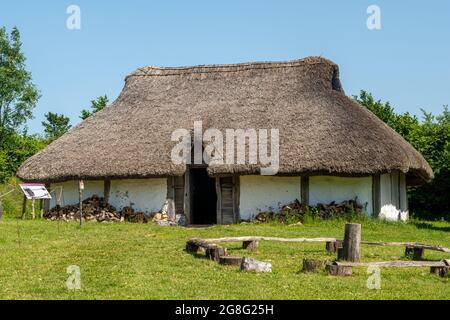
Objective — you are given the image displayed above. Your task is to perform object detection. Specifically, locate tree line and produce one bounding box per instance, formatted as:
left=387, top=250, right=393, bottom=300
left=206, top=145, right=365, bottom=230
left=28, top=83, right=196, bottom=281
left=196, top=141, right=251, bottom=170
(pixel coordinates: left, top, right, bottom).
left=0, top=26, right=448, bottom=220
left=0, top=26, right=108, bottom=181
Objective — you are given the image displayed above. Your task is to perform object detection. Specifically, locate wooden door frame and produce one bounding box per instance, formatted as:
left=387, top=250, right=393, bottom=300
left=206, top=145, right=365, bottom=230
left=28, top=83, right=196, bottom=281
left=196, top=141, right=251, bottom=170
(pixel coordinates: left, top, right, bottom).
left=215, top=175, right=240, bottom=224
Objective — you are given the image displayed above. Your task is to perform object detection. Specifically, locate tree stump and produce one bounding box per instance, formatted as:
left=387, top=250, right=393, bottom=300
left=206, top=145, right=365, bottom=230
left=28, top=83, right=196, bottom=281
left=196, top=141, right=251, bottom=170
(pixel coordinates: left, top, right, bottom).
left=431, top=260, right=450, bottom=277
left=243, top=240, right=259, bottom=252
left=219, top=256, right=243, bottom=266
left=405, top=246, right=424, bottom=260
left=326, top=240, right=342, bottom=253
left=302, top=259, right=325, bottom=273
left=341, top=223, right=361, bottom=262
left=186, top=241, right=199, bottom=253
left=430, top=266, right=449, bottom=278
left=240, top=257, right=272, bottom=272
left=206, top=247, right=227, bottom=262
left=326, top=263, right=353, bottom=276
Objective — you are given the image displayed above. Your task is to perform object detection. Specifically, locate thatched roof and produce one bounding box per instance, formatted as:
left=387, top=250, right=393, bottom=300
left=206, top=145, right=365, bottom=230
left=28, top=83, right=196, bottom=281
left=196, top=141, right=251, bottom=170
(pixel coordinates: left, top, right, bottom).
left=17, top=56, right=433, bottom=184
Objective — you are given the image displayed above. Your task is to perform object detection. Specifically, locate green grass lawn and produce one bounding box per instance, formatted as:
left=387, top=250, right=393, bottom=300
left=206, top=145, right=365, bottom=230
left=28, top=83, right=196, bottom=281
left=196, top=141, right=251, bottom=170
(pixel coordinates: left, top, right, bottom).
left=0, top=217, right=449, bottom=300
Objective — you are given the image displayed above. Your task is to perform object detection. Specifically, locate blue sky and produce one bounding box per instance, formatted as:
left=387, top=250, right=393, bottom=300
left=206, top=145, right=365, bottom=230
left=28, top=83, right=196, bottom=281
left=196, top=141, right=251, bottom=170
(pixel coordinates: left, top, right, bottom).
left=1, top=0, right=449, bottom=133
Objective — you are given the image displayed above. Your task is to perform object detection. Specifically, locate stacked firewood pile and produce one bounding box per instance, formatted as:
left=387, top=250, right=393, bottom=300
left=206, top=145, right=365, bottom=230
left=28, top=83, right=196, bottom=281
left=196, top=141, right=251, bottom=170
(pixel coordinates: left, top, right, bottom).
left=44, top=195, right=122, bottom=222
left=254, top=199, right=364, bottom=223
left=44, top=195, right=149, bottom=223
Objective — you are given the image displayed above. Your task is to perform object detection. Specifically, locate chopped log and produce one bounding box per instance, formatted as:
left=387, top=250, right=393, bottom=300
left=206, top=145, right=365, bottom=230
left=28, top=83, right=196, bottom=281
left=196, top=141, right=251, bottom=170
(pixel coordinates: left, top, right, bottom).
left=326, top=240, right=342, bottom=253
left=206, top=247, right=227, bottom=262
left=342, top=223, right=361, bottom=262
left=405, top=246, right=425, bottom=260
left=302, top=259, right=326, bottom=273
left=430, top=266, right=449, bottom=278
left=186, top=242, right=199, bottom=253
left=202, top=236, right=337, bottom=243
left=240, top=257, right=272, bottom=272
left=326, top=263, right=352, bottom=276
left=187, top=238, right=220, bottom=250
left=334, top=260, right=446, bottom=267
left=243, top=240, right=258, bottom=251
left=219, top=256, right=243, bottom=266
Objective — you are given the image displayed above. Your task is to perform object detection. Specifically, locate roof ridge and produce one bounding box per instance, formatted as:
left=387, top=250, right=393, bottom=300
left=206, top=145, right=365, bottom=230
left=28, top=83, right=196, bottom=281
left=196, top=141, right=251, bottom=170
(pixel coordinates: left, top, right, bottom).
left=126, top=56, right=335, bottom=78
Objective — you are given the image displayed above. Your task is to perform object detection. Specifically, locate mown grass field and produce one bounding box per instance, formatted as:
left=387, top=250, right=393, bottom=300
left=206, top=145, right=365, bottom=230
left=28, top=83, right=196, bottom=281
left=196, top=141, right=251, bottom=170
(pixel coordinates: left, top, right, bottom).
left=0, top=216, right=449, bottom=300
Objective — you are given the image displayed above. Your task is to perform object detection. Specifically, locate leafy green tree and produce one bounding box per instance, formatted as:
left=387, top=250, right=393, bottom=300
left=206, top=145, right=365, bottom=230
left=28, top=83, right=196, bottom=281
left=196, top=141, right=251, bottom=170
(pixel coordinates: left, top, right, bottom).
left=0, top=133, right=47, bottom=182
left=80, top=95, right=108, bottom=120
left=41, top=112, right=71, bottom=141
left=0, top=26, right=40, bottom=146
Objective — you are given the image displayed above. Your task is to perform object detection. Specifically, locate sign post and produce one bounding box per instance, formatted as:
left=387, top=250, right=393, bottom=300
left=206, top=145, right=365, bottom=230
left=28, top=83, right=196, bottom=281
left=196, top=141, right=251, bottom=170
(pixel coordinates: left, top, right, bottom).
left=19, top=183, right=52, bottom=220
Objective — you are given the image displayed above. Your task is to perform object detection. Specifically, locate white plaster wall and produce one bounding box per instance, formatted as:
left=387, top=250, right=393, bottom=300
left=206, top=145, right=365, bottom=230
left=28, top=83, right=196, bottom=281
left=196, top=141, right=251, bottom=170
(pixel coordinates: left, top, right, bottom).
left=309, top=176, right=373, bottom=215
left=239, top=176, right=301, bottom=220
left=109, top=178, right=167, bottom=213
left=49, top=180, right=104, bottom=208
left=379, top=173, right=408, bottom=221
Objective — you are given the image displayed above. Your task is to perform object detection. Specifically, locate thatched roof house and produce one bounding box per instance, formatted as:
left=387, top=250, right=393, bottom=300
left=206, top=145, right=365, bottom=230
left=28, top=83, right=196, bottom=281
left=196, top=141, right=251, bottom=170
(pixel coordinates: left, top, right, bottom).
left=17, top=57, right=432, bottom=223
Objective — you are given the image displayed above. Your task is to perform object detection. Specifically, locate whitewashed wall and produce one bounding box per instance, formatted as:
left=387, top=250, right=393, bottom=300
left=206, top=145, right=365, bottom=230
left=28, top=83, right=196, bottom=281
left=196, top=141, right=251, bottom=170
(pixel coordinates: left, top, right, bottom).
left=50, top=178, right=167, bottom=213
left=109, top=179, right=167, bottom=213
left=379, top=172, right=408, bottom=221
left=49, top=180, right=103, bottom=208
left=239, top=176, right=301, bottom=220
left=309, top=176, right=373, bottom=215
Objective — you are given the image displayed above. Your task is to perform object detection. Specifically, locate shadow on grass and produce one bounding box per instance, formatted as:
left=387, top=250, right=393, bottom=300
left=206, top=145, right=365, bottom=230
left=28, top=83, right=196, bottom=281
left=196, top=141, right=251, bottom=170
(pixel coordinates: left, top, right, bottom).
left=412, top=221, right=450, bottom=232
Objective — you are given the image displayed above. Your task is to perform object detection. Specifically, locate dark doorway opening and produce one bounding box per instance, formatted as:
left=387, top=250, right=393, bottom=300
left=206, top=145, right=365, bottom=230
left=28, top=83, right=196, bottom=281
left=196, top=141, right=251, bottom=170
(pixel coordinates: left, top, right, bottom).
left=190, top=167, right=217, bottom=224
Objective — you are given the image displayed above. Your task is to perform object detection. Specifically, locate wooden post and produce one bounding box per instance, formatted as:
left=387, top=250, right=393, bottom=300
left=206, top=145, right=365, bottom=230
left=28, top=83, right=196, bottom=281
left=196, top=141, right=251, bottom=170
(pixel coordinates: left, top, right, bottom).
left=372, top=174, right=381, bottom=217
left=78, top=180, right=84, bottom=226
left=44, top=183, right=51, bottom=215
left=21, top=195, right=27, bottom=220
left=301, top=176, right=309, bottom=205
left=104, top=179, right=111, bottom=203
left=0, top=198, right=3, bottom=221
left=39, top=199, right=44, bottom=219
left=31, top=198, right=36, bottom=220
left=341, top=223, right=361, bottom=262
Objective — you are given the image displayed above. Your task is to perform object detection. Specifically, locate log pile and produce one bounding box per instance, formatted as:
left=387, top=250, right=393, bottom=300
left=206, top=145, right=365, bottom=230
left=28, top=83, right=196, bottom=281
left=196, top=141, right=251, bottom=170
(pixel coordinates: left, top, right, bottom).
left=44, top=195, right=122, bottom=222
left=254, top=199, right=364, bottom=223
left=44, top=195, right=149, bottom=223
